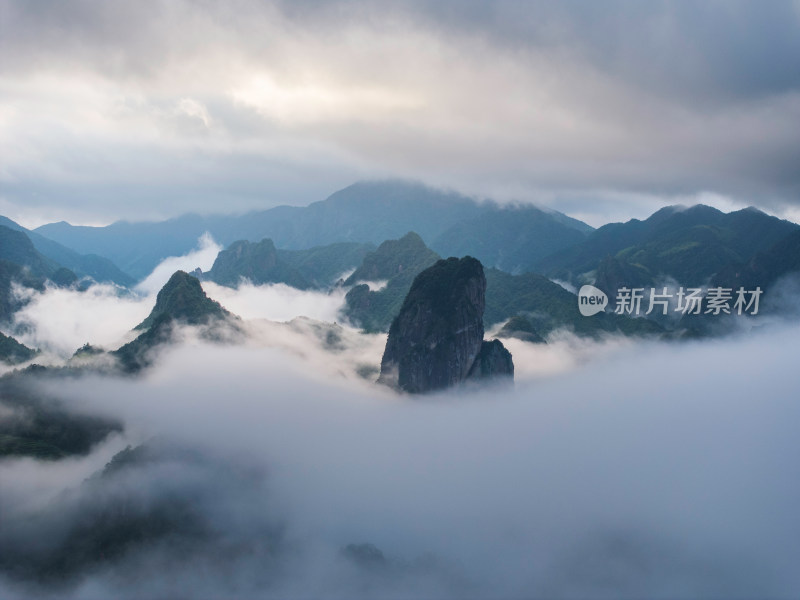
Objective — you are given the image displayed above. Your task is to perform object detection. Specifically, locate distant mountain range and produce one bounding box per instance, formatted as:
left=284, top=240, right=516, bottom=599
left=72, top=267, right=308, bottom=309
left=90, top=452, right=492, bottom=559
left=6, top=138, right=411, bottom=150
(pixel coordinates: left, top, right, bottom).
left=33, top=180, right=593, bottom=280
left=0, top=179, right=796, bottom=348
left=0, top=220, right=131, bottom=326
left=0, top=224, right=74, bottom=325
left=0, top=216, right=133, bottom=286
left=538, top=204, right=799, bottom=289
left=32, top=181, right=798, bottom=299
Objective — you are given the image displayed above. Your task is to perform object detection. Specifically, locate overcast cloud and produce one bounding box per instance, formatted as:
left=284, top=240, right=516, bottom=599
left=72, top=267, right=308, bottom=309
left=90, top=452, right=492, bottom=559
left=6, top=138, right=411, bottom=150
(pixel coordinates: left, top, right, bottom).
left=1, top=0, right=799, bottom=226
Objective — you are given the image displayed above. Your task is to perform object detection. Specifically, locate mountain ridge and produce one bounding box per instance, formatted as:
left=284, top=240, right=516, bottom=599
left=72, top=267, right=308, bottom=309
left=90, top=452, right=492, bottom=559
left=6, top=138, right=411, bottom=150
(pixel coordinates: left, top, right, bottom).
left=537, top=203, right=799, bottom=288
left=34, top=180, right=592, bottom=280
left=0, top=216, right=133, bottom=286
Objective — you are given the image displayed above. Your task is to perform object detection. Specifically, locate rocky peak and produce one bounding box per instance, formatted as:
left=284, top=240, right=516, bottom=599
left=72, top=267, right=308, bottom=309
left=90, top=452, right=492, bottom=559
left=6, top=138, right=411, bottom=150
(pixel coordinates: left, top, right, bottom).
left=206, top=238, right=311, bottom=289
left=135, top=270, right=228, bottom=331
left=467, top=340, right=514, bottom=381
left=378, top=256, right=513, bottom=393
left=344, top=232, right=437, bottom=284
left=116, top=271, right=234, bottom=372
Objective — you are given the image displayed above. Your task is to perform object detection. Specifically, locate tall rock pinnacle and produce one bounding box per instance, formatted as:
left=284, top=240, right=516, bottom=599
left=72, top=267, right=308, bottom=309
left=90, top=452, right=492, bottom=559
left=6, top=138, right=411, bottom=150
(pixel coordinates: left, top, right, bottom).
left=378, top=257, right=513, bottom=393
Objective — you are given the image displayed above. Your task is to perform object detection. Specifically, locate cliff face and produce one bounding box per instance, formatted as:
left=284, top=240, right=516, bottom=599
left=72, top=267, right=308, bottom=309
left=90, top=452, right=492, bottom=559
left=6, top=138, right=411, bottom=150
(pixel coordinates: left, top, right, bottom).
left=206, top=239, right=311, bottom=289
left=378, top=257, right=513, bottom=393
left=467, top=340, right=514, bottom=381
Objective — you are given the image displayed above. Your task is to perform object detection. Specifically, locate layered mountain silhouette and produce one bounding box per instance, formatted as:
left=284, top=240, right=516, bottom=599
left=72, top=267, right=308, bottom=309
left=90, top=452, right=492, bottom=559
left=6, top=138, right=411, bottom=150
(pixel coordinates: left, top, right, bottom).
left=538, top=204, right=799, bottom=290
left=33, top=180, right=591, bottom=280
left=0, top=216, right=132, bottom=286
left=3, top=179, right=797, bottom=344
left=0, top=220, right=134, bottom=329
left=0, top=224, right=83, bottom=322
left=27, top=182, right=800, bottom=301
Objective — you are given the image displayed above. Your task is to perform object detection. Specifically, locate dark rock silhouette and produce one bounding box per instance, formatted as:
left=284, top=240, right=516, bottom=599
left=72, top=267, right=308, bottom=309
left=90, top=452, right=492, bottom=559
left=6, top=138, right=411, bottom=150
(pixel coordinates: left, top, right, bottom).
left=467, top=340, right=514, bottom=381
left=378, top=257, right=513, bottom=393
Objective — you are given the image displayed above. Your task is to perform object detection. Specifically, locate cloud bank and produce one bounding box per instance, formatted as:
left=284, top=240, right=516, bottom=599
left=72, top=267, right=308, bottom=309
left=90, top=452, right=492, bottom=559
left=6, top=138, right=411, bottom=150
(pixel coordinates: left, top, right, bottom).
left=136, top=233, right=221, bottom=295
left=11, top=283, right=151, bottom=358
left=202, top=280, right=349, bottom=324
left=1, top=319, right=799, bottom=598
left=7, top=237, right=352, bottom=359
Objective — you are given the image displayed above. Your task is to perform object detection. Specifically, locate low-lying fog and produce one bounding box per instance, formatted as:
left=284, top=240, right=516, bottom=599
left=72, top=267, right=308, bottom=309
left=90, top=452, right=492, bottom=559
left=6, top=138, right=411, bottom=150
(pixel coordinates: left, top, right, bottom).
left=1, top=238, right=799, bottom=598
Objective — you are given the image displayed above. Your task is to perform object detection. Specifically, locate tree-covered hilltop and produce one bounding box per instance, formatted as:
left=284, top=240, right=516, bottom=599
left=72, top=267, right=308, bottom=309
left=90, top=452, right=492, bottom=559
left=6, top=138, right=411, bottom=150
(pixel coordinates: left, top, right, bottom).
left=277, top=242, right=374, bottom=287
left=537, top=205, right=799, bottom=288
left=205, top=238, right=374, bottom=289
left=484, top=268, right=662, bottom=338
left=0, top=370, right=122, bottom=460
left=205, top=238, right=313, bottom=289
left=116, top=271, right=238, bottom=373
left=136, top=270, right=229, bottom=331
left=114, top=313, right=178, bottom=373
left=344, top=232, right=441, bottom=285
left=431, top=204, right=590, bottom=274
left=0, top=440, right=279, bottom=584
left=342, top=232, right=441, bottom=332
left=0, top=330, right=37, bottom=364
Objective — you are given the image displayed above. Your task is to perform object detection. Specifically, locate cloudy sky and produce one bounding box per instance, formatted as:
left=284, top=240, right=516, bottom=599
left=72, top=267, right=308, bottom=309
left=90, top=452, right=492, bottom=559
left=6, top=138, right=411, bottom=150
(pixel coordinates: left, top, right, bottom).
left=1, top=0, right=800, bottom=227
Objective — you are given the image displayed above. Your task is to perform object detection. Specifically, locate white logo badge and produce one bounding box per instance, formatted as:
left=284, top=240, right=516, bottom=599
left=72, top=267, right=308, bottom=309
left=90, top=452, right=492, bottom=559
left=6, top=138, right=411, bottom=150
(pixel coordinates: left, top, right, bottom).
left=578, top=285, right=608, bottom=316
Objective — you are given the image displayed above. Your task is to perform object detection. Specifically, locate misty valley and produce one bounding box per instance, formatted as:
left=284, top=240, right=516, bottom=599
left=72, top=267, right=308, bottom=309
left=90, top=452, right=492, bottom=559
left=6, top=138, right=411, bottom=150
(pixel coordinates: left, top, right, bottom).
left=1, top=181, right=800, bottom=598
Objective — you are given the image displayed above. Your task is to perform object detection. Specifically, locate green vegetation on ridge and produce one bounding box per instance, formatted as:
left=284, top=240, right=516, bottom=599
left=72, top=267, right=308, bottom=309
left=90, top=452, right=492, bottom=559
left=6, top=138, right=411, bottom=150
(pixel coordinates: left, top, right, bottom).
left=205, top=238, right=374, bottom=289
left=206, top=239, right=312, bottom=289
left=538, top=205, right=799, bottom=288
left=343, top=233, right=662, bottom=339
left=136, top=271, right=229, bottom=331
left=343, top=233, right=441, bottom=332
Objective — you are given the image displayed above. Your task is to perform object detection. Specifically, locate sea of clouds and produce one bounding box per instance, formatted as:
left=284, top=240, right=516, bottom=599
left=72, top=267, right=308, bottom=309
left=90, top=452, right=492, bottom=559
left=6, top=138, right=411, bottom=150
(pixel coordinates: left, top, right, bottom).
left=1, top=236, right=799, bottom=598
